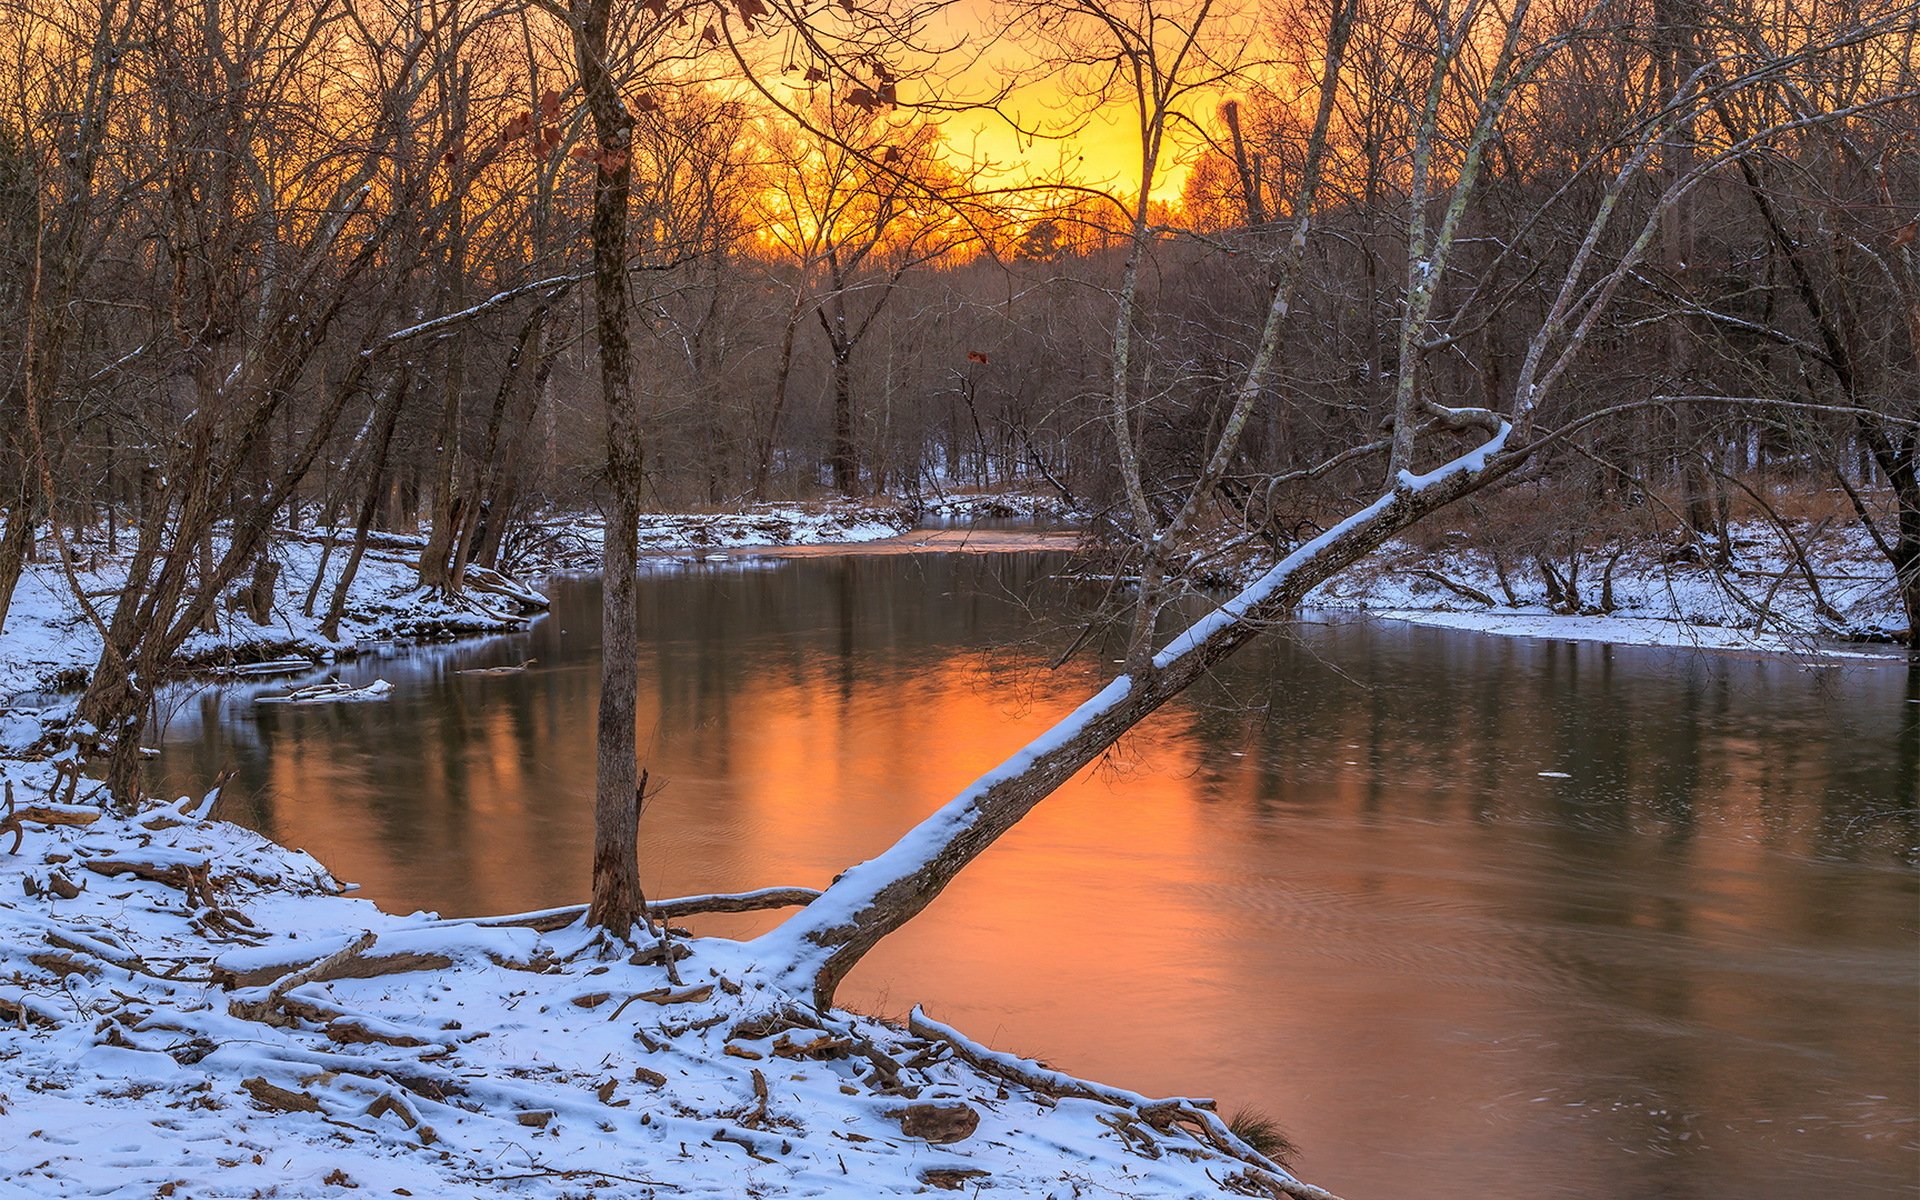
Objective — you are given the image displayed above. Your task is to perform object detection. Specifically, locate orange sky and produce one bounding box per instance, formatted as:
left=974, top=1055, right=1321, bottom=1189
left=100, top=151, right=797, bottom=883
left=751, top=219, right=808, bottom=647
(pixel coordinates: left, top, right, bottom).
left=899, top=0, right=1205, bottom=203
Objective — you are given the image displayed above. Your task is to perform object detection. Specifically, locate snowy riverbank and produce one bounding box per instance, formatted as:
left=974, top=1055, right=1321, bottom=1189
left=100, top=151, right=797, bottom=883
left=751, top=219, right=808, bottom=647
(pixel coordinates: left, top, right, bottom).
left=0, top=490, right=1080, bottom=706
left=1303, top=520, right=1904, bottom=661
left=0, top=535, right=544, bottom=709
left=0, top=739, right=1317, bottom=1200
left=1, top=488, right=1330, bottom=1200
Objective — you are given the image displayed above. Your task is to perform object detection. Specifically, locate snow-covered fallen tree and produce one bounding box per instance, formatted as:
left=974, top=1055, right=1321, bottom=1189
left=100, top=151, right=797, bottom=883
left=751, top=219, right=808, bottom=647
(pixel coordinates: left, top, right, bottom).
left=0, top=762, right=1333, bottom=1199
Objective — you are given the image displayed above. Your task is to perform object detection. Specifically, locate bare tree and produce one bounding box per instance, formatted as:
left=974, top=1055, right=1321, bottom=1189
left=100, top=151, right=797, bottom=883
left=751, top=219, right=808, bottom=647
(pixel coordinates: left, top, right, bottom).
left=751, top=0, right=1909, bottom=1009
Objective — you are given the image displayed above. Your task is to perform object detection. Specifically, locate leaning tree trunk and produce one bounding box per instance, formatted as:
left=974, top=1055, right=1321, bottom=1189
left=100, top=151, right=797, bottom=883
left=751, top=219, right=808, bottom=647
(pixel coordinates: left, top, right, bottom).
left=573, top=0, right=647, bottom=935
left=0, top=472, right=36, bottom=635
left=321, top=373, right=408, bottom=642
left=757, top=427, right=1525, bottom=1009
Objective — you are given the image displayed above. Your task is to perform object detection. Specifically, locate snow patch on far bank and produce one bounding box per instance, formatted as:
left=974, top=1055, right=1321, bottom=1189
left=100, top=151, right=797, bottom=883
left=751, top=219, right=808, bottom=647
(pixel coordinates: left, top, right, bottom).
left=1301, top=520, right=1902, bottom=660
left=1, top=533, right=547, bottom=711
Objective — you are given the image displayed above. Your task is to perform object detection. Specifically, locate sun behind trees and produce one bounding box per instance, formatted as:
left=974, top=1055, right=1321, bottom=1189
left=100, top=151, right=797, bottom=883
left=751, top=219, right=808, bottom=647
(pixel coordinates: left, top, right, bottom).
left=0, top=0, right=1912, bottom=1194
left=1, top=0, right=1912, bottom=992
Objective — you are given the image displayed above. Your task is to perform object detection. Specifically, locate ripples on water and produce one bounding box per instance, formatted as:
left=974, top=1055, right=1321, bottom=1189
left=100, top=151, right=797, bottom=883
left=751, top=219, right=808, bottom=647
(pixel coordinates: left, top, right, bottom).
left=154, top=550, right=1920, bottom=1199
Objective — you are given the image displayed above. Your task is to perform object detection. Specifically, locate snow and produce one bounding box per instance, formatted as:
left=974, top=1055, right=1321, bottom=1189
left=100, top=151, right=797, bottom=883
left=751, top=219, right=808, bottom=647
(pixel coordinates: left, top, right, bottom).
left=1, top=481, right=1895, bottom=1198
left=1303, top=514, right=1902, bottom=661
left=1395, top=421, right=1510, bottom=491
left=0, top=490, right=1303, bottom=1200
left=0, top=759, right=1300, bottom=1198
left=513, top=491, right=1081, bottom=570
left=1155, top=492, right=1399, bottom=671
left=1356, top=607, right=1890, bottom=658
left=0, top=529, right=546, bottom=716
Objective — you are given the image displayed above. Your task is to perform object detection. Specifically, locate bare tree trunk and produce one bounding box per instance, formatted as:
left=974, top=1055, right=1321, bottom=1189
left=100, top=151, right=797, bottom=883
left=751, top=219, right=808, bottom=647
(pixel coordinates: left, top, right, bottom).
left=458, top=304, right=549, bottom=587
left=1221, top=99, right=1266, bottom=226
left=829, top=346, right=857, bottom=493
left=418, top=52, right=471, bottom=593
left=0, top=474, right=35, bottom=634
left=754, top=293, right=807, bottom=497
left=321, top=374, right=407, bottom=642
left=572, top=0, right=647, bottom=935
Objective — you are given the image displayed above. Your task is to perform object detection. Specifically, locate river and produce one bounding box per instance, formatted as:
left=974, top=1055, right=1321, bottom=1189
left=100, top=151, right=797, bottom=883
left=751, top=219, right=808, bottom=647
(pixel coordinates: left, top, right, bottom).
left=153, top=544, right=1919, bottom=1199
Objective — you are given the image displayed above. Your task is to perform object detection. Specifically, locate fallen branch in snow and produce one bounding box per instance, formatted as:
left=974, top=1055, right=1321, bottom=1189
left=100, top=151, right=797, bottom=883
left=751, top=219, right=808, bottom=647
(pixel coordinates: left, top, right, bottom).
left=231, top=930, right=377, bottom=1023
left=242, top=1076, right=323, bottom=1113
left=908, top=1007, right=1346, bottom=1200
left=2, top=782, right=100, bottom=853
left=214, top=934, right=454, bottom=990
left=1408, top=568, right=1498, bottom=607
left=82, top=854, right=211, bottom=886
left=655, top=887, right=824, bottom=918
left=3, top=802, right=102, bottom=829
left=446, top=886, right=825, bottom=934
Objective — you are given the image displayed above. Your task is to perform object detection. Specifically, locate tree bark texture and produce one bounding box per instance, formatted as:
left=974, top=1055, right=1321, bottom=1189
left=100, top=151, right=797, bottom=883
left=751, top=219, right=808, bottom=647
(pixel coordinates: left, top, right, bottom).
left=572, top=0, right=647, bottom=934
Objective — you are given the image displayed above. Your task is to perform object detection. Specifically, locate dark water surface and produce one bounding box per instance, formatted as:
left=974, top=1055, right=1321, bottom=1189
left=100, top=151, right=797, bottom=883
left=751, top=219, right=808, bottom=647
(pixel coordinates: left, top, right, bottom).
left=154, top=551, right=1920, bottom=1199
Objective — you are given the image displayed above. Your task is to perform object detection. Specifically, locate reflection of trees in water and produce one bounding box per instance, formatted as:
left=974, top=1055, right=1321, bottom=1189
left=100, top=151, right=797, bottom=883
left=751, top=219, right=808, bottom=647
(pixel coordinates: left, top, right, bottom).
left=1901, top=665, right=1918, bottom=861
left=154, top=564, right=1913, bottom=887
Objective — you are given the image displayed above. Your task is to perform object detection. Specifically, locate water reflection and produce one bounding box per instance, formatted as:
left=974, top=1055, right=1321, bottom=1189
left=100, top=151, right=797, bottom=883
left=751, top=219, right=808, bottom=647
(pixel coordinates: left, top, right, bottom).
left=153, top=553, right=1919, bottom=1199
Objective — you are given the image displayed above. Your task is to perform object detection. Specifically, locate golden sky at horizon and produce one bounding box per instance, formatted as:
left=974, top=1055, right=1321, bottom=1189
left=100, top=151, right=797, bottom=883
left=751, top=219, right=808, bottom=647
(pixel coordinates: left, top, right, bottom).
left=843, top=0, right=1221, bottom=204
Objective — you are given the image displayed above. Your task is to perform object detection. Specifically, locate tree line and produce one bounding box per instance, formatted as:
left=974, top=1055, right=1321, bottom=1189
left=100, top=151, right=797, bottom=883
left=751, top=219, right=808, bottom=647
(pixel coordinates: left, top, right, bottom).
left=1, top=0, right=1912, bottom=963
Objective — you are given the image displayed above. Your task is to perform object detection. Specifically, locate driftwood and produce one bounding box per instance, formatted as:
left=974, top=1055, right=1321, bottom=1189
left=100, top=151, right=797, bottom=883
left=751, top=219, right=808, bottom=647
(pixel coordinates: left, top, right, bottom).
left=455, top=658, right=537, bottom=677
left=458, top=564, right=550, bottom=611
left=3, top=780, right=101, bottom=853
left=209, top=658, right=318, bottom=679
left=0, top=993, right=63, bottom=1027
left=894, top=1100, right=979, bottom=1143
left=241, top=1076, right=323, bottom=1113
left=216, top=932, right=452, bottom=990
left=453, top=886, right=823, bottom=934
left=2, top=793, right=101, bottom=854
left=231, top=931, right=378, bottom=1021
left=256, top=678, right=393, bottom=705
left=83, top=855, right=210, bottom=886
left=5, top=803, right=101, bottom=828
left=656, top=887, right=823, bottom=918
left=908, top=1008, right=1346, bottom=1200
left=632, top=984, right=714, bottom=1006
left=1409, top=567, right=1498, bottom=607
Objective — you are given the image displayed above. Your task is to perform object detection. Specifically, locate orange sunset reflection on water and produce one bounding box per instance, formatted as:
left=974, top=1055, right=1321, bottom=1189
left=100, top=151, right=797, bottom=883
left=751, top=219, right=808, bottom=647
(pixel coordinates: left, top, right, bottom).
left=154, top=551, right=1919, bottom=1199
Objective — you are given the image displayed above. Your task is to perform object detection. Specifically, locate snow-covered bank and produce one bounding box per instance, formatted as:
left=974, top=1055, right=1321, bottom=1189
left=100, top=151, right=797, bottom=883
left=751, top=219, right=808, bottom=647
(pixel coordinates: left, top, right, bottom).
left=0, top=752, right=1317, bottom=1199
left=0, top=535, right=546, bottom=709
left=513, top=491, right=1081, bottom=568
left=1, top=488, right=1325, bottom=1199
left=1301, top=520, right=1905, bottom=660
left=0, top=489, right=1081, bottom=708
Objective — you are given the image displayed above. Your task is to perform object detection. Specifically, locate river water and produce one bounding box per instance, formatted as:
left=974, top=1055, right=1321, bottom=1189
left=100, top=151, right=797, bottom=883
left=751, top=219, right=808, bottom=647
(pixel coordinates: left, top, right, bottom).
left=153, top=545, right=1919, bottom=1199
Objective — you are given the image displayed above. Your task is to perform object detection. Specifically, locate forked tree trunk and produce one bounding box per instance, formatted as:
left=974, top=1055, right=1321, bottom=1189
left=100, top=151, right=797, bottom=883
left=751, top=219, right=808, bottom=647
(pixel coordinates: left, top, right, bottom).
left=757, top=428, right=1525, bottom=1009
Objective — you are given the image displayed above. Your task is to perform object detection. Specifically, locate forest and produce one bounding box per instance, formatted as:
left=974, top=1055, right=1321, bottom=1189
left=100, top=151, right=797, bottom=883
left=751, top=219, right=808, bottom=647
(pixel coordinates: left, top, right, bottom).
left=0, top=0, right=1915, bottom=1195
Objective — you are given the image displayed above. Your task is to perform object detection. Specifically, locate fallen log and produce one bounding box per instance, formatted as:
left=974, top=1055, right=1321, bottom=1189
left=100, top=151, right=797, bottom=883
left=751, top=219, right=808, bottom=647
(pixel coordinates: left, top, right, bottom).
left=908, top=1007, right=1345, bottom=1200
left=4, top=803, right=102, bottom=828
left=231, top=931, right=377, bottom=1020
left=1408, top=567, right=1498, bottom=607
left=2, top=780, right=101, bottom=852
left=450, top=886, right=823, bottom=934
left=216, top=932, right=453, bottom=990
left=242, top=1076, right=322, bottom=1113
left=83, top=854, right=212, bottom=887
